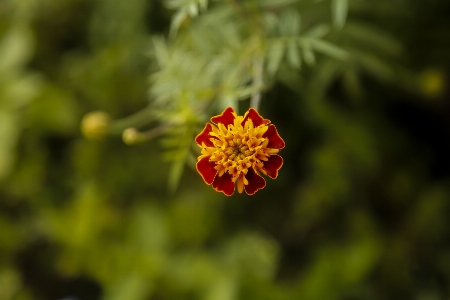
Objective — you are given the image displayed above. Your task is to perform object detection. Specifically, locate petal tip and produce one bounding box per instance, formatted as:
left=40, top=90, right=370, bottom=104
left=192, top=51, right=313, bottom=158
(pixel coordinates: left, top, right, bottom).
left=242, top=108, right=271, bottom=127
left=244, top=168, right=266, bottom=195
left=212, top=172, right=235, bottom=196
left=264, top=124, right=285, bottom=149
left=263, top=155, right=283, bottom=179
left=211, top=107, right=237, bottom=126
left=195, top=123, right=214, bottom=147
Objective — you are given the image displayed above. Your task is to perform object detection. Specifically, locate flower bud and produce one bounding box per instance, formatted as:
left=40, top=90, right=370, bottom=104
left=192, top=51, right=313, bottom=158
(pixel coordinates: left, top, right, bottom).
left=80, top=111, right=111, bottom=140
left=420, top=69, right=445, bottom=98
left=122, top=127, right=143, bottom=145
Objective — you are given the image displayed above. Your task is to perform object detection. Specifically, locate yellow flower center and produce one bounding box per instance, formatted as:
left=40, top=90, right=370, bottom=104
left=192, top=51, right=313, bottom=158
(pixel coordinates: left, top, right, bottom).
left=200, top=116, right=280, bottom=193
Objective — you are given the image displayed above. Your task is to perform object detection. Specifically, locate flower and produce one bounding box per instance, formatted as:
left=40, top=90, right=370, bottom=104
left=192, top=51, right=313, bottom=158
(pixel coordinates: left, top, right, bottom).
left=195, top=107, right=285, bottom=196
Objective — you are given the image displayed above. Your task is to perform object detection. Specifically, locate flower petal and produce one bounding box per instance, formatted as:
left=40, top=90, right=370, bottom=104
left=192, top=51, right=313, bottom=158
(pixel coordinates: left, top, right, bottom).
left=263, top=155, right=283, bottom=179
left=263, top=124, right=285, bottom=149
left=196, top=156, right=217, bottom=185
left=195, top=123, right=214, bottom=147
left=244, top=168, right=266, bottom=195
left=211, top=107, right=236, bottom=126
left=212, top=172, right=235, bottom=196
left=242, top=108, right=270, bottom=127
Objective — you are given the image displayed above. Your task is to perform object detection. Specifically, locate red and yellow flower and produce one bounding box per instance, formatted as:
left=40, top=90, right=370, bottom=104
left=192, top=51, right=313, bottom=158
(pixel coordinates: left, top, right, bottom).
left=195, top=107, right=285, bottom=196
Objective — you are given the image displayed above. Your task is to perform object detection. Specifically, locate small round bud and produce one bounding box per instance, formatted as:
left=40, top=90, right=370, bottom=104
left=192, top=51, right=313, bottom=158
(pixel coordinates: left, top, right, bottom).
left=122, top=127, right=141, bottom=145
left=420, top=69, right=445, bottom=98
left=80, top=111, right=111, bottom=140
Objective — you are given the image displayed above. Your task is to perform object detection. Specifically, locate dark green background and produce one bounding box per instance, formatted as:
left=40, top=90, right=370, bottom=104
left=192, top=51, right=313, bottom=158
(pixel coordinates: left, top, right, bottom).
left=0, top=0, right=449, bottom=299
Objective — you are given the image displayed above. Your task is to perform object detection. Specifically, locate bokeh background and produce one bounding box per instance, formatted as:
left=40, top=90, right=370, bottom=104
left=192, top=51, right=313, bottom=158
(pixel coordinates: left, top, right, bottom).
left=1, top=0, right=450, bottom=299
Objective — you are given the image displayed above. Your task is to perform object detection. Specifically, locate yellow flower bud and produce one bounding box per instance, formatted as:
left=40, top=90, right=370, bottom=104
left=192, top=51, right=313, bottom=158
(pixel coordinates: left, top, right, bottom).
left=80, top=111, right=111, bottom=140
left=122, top=127, right=142, bottom=145
left=420, top=69, right=445, bottom=98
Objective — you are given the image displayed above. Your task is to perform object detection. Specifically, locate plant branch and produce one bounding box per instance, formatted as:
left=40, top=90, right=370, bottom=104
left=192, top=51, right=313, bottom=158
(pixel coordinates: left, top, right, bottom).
left=109, top=105, right=155, bottom=134
left=250, top=55, right=264, bottom=110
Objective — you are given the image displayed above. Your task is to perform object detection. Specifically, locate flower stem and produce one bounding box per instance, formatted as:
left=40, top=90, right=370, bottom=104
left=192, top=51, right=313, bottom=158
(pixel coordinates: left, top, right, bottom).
left=141, top=123, right=173, bottom=139
left=109, top=105, right=155, bottom=134
left=250, top=56, right=264, bottom=111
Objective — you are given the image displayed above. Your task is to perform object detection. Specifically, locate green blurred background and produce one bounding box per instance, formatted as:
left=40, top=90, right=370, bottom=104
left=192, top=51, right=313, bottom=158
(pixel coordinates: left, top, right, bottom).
left=1, top=0, right=449, bottom=299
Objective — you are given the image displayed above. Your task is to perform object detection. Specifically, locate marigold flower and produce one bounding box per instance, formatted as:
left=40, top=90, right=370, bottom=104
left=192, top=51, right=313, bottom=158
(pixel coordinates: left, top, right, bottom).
left=195, top=107, right=285, bottom=196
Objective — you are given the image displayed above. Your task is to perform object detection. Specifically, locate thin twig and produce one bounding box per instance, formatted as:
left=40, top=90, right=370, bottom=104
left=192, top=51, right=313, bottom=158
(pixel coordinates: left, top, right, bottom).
left=250, top=55, right=264, bottom=110
left=109, top=105, right=155, bottom=134
left=142, top=122, right=173, bottom=139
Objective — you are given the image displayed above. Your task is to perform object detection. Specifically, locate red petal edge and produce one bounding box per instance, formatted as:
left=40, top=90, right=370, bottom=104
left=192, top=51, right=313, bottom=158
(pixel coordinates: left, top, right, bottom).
left=196, top=156, right=217, bottom=185
left=242, top=108, right=270, bottom=127
left=244, top=168, right=266, bottom=195
left=263, top=155, right=283, bottom=179
left=263, top=124, right=285, bottom=149
left=195, top=123, right=214, bottom=147
left=211, top=107, right=236, bottom=126
left=212, top=172, right=235, bottom=196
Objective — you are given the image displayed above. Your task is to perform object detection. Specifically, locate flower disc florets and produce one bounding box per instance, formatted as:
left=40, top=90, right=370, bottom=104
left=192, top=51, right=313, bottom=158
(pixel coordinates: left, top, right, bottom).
left=195, top=107, right=285, bottom=196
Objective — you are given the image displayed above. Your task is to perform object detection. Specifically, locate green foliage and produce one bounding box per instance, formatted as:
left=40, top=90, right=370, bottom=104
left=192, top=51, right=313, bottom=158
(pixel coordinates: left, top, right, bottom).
left=1, top=0, right=450, bottom=299
left=331, top=0, right=348, bottom=29
left=0, top=21, right=42, bottom=180
left=167, top=0, right=208, bottom=35
left=148, top=0, right=355, bottom=187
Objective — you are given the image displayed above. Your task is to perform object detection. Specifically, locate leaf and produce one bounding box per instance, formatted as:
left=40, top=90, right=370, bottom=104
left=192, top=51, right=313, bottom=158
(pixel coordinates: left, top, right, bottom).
left=170, top=9, right=188, bottom=36
left=301, top=43, right=316, bottom=66
left=168, top=159, right=186, bottom=192
left=308, top=38, right=348, bottom=60
left=166, top=0, right=209, bottom=35
left=188, top=3, right=199, bottom=17
left=303, top=24, right=330, bottom=38
left=344, top=22, right=403, bottom=56
left=0, top=25, right=34, bottom=74
left=331, top=0, right=348, bottom=29
left=266, top=41, right=285, bottom=75
left=287, top=39, right=301, bottom=69
left=263, top=12, right=279, bottom=35
left=278, top=10, right=301, bottom=36
left=152, top=37, right=169, bottom=67
left=161, top=122, right=196, bottom=192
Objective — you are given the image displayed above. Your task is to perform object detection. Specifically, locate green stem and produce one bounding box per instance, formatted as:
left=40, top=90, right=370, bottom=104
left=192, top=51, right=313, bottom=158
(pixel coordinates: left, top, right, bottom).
left=141, top=123, right=173, bottom=139
left=250, top=55, right=264, bottom=110
left=109, top=105, right=155, bottom=134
